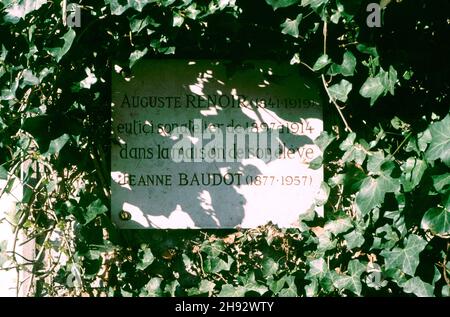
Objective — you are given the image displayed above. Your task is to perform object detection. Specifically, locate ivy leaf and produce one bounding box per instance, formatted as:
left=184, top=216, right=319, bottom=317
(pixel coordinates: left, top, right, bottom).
left=280, top=14, right=302, bottom=38
left=21, top=69, right=39, bottom=87
left=330, top=1, right=344, bottom=24
left=218, top=284, right=247, bottom=297
left=357, top=44, right=378, bottom=57
left=199, top=280, right=215, bottom=295
left=324, top=217, right=352, bottom=235
left=339, top=133, right=356, bottom=151
left=172, top=13, right=184, bottom=27
left=328, top=79, right=352, bottom=102
left=106, top=0, right=152, bottom=15
left=343, top=144, right=367, bottom=165
left=309, top=156, right=323, bottom=170
left=0, top=166, right=8, bottom=180
left=267, top=276, right=285, bottom=293
left=359, top=76, right=384, bottom=106
left=400, top=157, right=427, bottom=192
left=290, top=53, right=300, bottom=65
left=188, top=279, right=216, bottom=296
left=344, top=230, right=365, bottom=250
left=216, top=0, right=236, bottom=10
left=129, top=0, right=152, bottom=11
left=356, top=167, right=400, bottom=216
left=0, top=44, right=7, bottom=62
left=80, top=68, right=98, bottom=89
left=201, top=240, right=226, bottom=257
left=402, top=277, right=434, bottom=297
left=1, top=77, right=18, bottom=101
left=442, top=285, right=450, bottom=297
left=319, top=272, right=335, bottom=293
left=421, top=207, right=450, bottom=236
left=341, top=51, right=357, bottom=76
left=146, top=277, right=163, bottom=296
left=185, top=4, right=200, bottom=19
left=313, top=54, right=331, bottom=71
left=425, top=114, right=450, bottom=167
left=378, top=66, right=397, bottom=96
left=278, top=276, right=297, bottom=297
left=306, top=258, right=328, bottom=280
left=315, top=181, right=330, bottom=206
left=4, top=0, right=47, bottom=24
left=46, top=29, right=76, bottom=63
left=360, top=67, right=397, bottom=105
left=332, top=260, right=366, bottom=296
left=380, top=234, right=427, bottom=276
left=432, top=266, right=442, bottom=286
left=330, top=10, right=341, bottom=24
left=316, top=231, right=337, bottom=253
left=367, top=151, right=385, bottom=174
left=137, top=246, right=155, bottom=270
left=305, top=278, right=318, bottom=296
left=44, top=134, right=70, bottom=157
left=314, top=131, right=335, bottom=153
left=372, top=224, right=400, bottom=250
left=83, top=199, right=108, bottom=224
left=129, top=48, right=148, bottom=69
left=0, top=240, right=8, bottom=268
left=159, top=0, right=176, bottom=6
left=387, top=66, right=398, bottom=95
left=262, top=257, right=279, bottom=278
left=265, top=0, right=299, bottom=10
left=391, top=116, right=409, bottom=130
left=301, top=0, right=327, bottom=9
left=130, top=16, right=158, bottom=33
left=204, top=256, right=233, bottom=273
left=406, top=129, right=432, bottom=154
left=238, top=272, right=268, bottom=295
left=164, top=280, right=179, bottom=297
left=432, top=173, right=450, bottom=193
left=328, top=64, right=342, bottom=76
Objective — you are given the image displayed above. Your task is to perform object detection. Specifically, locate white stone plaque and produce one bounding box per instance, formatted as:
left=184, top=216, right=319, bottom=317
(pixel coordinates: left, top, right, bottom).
left=112, top=60, right=323, bottom=228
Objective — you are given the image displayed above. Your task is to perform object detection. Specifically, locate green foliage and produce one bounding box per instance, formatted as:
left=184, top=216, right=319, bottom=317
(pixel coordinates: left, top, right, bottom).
left=359, top=67, right=397, bottom=106
left=356, top=165, right=400, bottom=216
left=3, top=0, right=47, bottom=23
left=0, top=240, right=7, bottom=267
left=266, top=0, right=299, bottom=10
left=281, top=14, right=303, bottom=38
left=327, top=79, right=352, bottom=103
left=328, top=52, right=356, bottom=77
left=421, top=207, right=450, bottom=237
left=380, top=234, right=427, bottom=276
left=402, top=277, right=434, bottom=297
left=46, top=29, right=76, bottom=63
left=0, top=0, right=448, bottom=298
left=425, top=114, right=450, bottom=167
left=313, top=54, right=331, bottom=71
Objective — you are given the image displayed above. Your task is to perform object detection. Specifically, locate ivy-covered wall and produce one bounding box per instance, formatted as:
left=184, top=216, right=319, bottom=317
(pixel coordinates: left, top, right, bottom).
left=0, top=0, right=448, bottom=297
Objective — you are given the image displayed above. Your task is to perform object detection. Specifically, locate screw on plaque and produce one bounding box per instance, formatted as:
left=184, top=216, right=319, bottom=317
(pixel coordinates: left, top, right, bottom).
left=119, top=210, right=132, bottom=221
